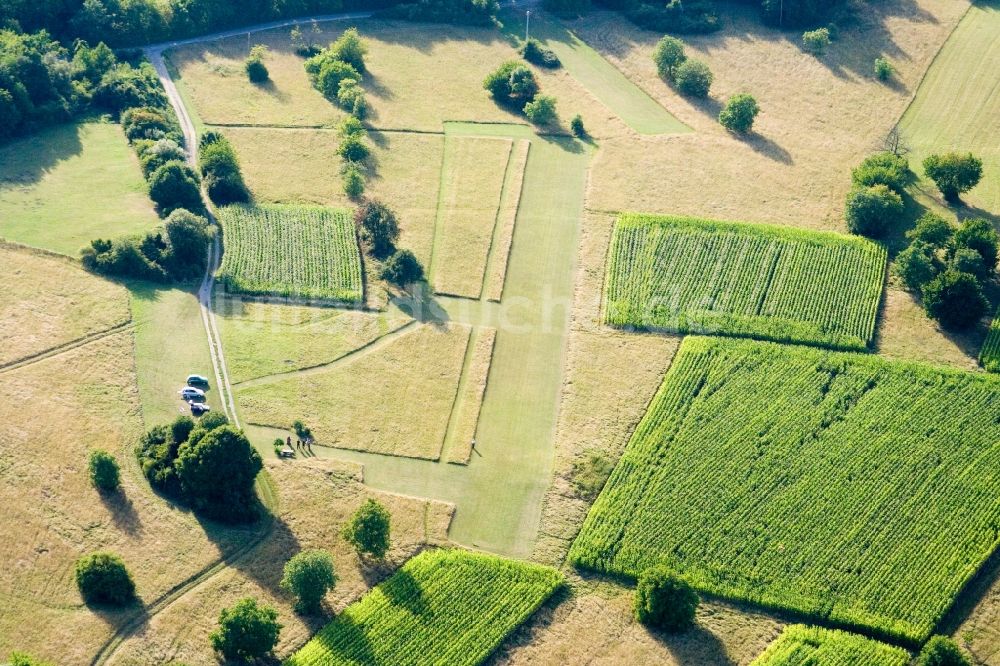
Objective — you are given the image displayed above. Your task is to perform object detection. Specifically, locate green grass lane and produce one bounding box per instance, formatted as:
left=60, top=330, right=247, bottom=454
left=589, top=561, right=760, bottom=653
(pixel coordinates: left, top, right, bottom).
left=898, top=2, right=1000, bottom=217
left=500, top=9, right=690, bottom=136
left=0, top=122, right=160, bottom=256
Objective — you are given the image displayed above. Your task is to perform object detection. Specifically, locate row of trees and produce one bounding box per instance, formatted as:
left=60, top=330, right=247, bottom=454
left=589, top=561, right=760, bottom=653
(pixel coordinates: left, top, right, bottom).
left=354, top=198, right=425, bottom=287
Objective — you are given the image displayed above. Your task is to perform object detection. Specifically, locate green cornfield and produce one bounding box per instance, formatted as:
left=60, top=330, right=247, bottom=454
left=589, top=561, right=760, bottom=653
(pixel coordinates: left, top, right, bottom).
left=217, top=203, right=362, bottom=302
left=750, top=625, right=910, bottom=666
left=979, top=312, right=1000, bottom=372
left=569, top=336, right=1000, bottom=643
left=604, top=214, right=887, bottom=350
left=285, top=549, right=563, bottom=666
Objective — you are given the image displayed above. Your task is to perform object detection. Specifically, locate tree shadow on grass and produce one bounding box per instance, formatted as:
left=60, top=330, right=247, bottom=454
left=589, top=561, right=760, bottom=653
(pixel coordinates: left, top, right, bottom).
left=655, top=622, right=736, bottom=666
left=743, top=129, right=793, bottom=165
left=484, top=584, right=571, bottom=664
left=99, top=489, right=143, bottom=537
left=0, top=121, right=85, bottom=189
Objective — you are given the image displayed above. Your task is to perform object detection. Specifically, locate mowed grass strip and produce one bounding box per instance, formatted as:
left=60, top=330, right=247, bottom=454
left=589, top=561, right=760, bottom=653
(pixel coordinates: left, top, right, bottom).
left=750, top=625, right=910, bottom=666
left=433, top=136, right=512, bottom=299
left=484, top=139, right=529, bottom=303
left=444, top=327, right=497, bottom=464
left=569, top=336, right=1000, bottom=643
left=218, top=203, right=362, bottom=302
left=604, top=214, right=886, bottom=350
left=286, top=549, right=563, bottom=666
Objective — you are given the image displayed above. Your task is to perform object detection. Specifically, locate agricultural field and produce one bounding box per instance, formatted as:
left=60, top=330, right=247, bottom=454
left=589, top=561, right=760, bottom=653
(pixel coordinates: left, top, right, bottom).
left=750, top=625, right=910, bottom=666
left=570, top=336, right=1000, bottom=643
left=287, top=549, right=563, bottom=666
left=0, top=122, right=160, bottom=256
left=236, top=323, right=476, bottom=460
left=0, top=244, right=131, bottom=367
left=604, top=214, right=886, bottom=350
left=217, top=203, right=363, bottom=302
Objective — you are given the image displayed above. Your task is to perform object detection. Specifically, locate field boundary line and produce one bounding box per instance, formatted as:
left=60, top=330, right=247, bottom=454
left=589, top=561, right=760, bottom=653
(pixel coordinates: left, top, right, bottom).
left=438, top=325, right=478, bottom=463
left=0, top=321, right=136, bottom=375
left=483, top=139, right=530, bottom=302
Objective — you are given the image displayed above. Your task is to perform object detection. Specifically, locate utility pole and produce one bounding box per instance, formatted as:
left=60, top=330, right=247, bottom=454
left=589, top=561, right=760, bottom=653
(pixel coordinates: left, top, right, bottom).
left=525, top=10, right=531, bottom=43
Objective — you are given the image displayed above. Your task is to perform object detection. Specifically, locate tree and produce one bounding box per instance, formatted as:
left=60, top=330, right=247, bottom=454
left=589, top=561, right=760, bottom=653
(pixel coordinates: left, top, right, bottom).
left=245, top=45, right=269, bottom=83
left=874, top=57, right=894, bottom=82
left=634, top=566, right=698, bottom=632
left=148, top=161, right=202, bottom=215
left=844, top=184, right=903, bottom=238
left=917, top=636, right=972, bottom=666
left=163, top=208, right=211, bottom=276
left=951, top=247, right=988, bottom=281
left=802, top=28, right=831, bottom=55
left=907, top=212, right=953, bottom=247
left=380, top=249, right=424, bottom=287
left=312, top=59, right=361, bottom=101
left=653, top=35, right=686, bottom=79
left=88, top=449, right=120, bottom=492
left=338, top=115, right=366, bottom=139
left=570, top=114, right=585, bottom=138
left=923, top=152, right=984, bottom=203
left=922, top=269, right=987, bottom=331
left=138, top=138, right=185, bottom=178
left=509, top=65, right=539, bottom=101
left=893, top=242, right=939, bottom=292
left=521, top=39, right=560, bottom=68
left=338, top=134, right=370, bottom=162
left=209, top=597, right=281, bottom=662
left=75, top=552, right=136, bottom=605
left=343, top=163, right=365, bottom=198
left=337, top=78, right=368, bottom=119
left=483, top=61, right=537, bottom=105
left=883, top=126, right=911, bottom=157
left=329, top=27, right=368, bottom=72
left=281, top=549, right=337, bottom=613
left=174, top=425, right=263, bottom=523
left=718, top=93, right=759, bottom=134
left=354, top=199, right=400, bottom=257
left=343, top=498, right=391, bottom=559
left=524, top=94, right=557, bottom=126
left=673, top=59, right=712, bottom=98
left=851, top=152, right=910, bottom=194
left=953, top=217, right=998, bottom=270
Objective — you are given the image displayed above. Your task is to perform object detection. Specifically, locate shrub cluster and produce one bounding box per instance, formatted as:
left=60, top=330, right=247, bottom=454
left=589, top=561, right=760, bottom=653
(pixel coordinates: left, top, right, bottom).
left=483, top=60, right=558, bottom=126
left=521, top=39, right=560, bottom=69
left=337, top=116, right=372, bottom=198
left=198, top=131, right=250, bottom=205
left=305, top=28, right=369, bottom=118
left=136, top=413, right=263, bottom=523
left=245, top=44, right=270, bottom=83
left=81, top=208, right=212, bottom=282
left=651, top=36, right=712, bottom=99
left=893, top=212, right=996, bottom=331
left=851, top=151, right=910, bottom=194
left=802, top=27, right=831, bottom=55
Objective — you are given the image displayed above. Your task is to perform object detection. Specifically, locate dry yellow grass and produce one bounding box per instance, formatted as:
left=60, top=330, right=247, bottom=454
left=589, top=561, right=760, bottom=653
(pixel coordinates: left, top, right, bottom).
left=444, top=327, right=497, bottom=464
left=104, top=458, right=453, bottom=665
left=222, top=127, right=443, bottom=268
left=236, top=322, right=472, bottom=460
left=168, top=19, right=622, bottom=136
left=484, top=139, right=530, bottom=303
left=490, top=586, right=782, bottom=666
left=577, top=0, right=968, bottom=228
left=0, top=330, right=250, bottom=664
left=433, top=137, right=512, bottom=298
left=216, top=300, right=410, bottom=384
left=0, top=244, right=131, bottom=366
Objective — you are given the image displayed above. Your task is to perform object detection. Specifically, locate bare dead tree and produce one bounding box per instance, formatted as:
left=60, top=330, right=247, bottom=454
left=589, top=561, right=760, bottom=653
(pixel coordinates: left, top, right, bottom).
left=883, top=126, right=912, bottom=157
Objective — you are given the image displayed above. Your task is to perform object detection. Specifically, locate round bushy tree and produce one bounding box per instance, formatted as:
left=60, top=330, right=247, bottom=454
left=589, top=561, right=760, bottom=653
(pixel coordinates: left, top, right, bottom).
left=874, top=57, right=894, bottom=81
left=75, top=552, right=136, bottom=605
left=951, top=247, right=988, bottom=281
left=917, top=636, right=971, bottom=666
left=380, top=249, right=424, bottom=287
left=281, top=549, right=337, bottom=614
left=508, top=65, right=539, bottom=101
left=922, top=270, right=988, bottom=331
left=149, top=161, right=202, bottom=215
left=210, top=597, right=281, bottom=662
left=343, top=163, right=365, bottom=198
left=245, top=45, right=269, bottom=83
left=483, top=61, right=538, bottom=106
left=354, top=199, right=400, bottom=257
left=923, top=152, right=984, bottom=202
left=175, top=425, right=263, bottom=523
left=851, top=152, right=910, bottom=194
left=524, top=94, right=557, bottom=126
left=907, top=212, right=953, bottom=248
left=653, top=35, right=686, bottom=79
left=718, top=93, right=759, bottom=134
left=330, top=27, right=368, bottom=72
left=163, top=209, right=211, bottom=277
left=634, top=566, right=698, bottom=632
left=315, top=59, right=361, bottom=101
left=343, top=498, right=391, bottom=559
left=844, top=184, right=904, bottom=238
left=802, top=28, right=831, bottom=55
left=673, top=60, right=713, bottom=98
left=892, top=242, right=939, bottom=292
left=88, top=449, right=120, bottom=492
left=338, top=134, right=370, bottom=163
left=954, top=217, right=998, bottom=270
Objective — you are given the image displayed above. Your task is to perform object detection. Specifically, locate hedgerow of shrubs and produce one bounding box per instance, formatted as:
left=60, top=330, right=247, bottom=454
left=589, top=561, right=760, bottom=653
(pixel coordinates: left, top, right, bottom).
left=198, top=131, right=250, bottom=205
left=337, top=116, right=372, bottom=198
left=892, top=212, right=997, bottom=331
left=136, top=413, right=264, bottom=523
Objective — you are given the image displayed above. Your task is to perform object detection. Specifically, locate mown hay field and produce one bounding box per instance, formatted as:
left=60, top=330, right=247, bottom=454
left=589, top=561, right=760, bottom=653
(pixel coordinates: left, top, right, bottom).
left=570, top=336, right=1000, bottom=643
left=287, top=549, right=562, bottom=666
left=218, top=204, right=363, bottom=302
left=604, top=215, right=886, bottom=350
left=750, top=625, right=910, bottom=666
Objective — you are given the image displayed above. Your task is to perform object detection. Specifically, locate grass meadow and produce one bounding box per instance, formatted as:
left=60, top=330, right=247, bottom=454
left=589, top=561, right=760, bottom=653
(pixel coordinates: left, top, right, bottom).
left=0, top=122, right=159, bottom=256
